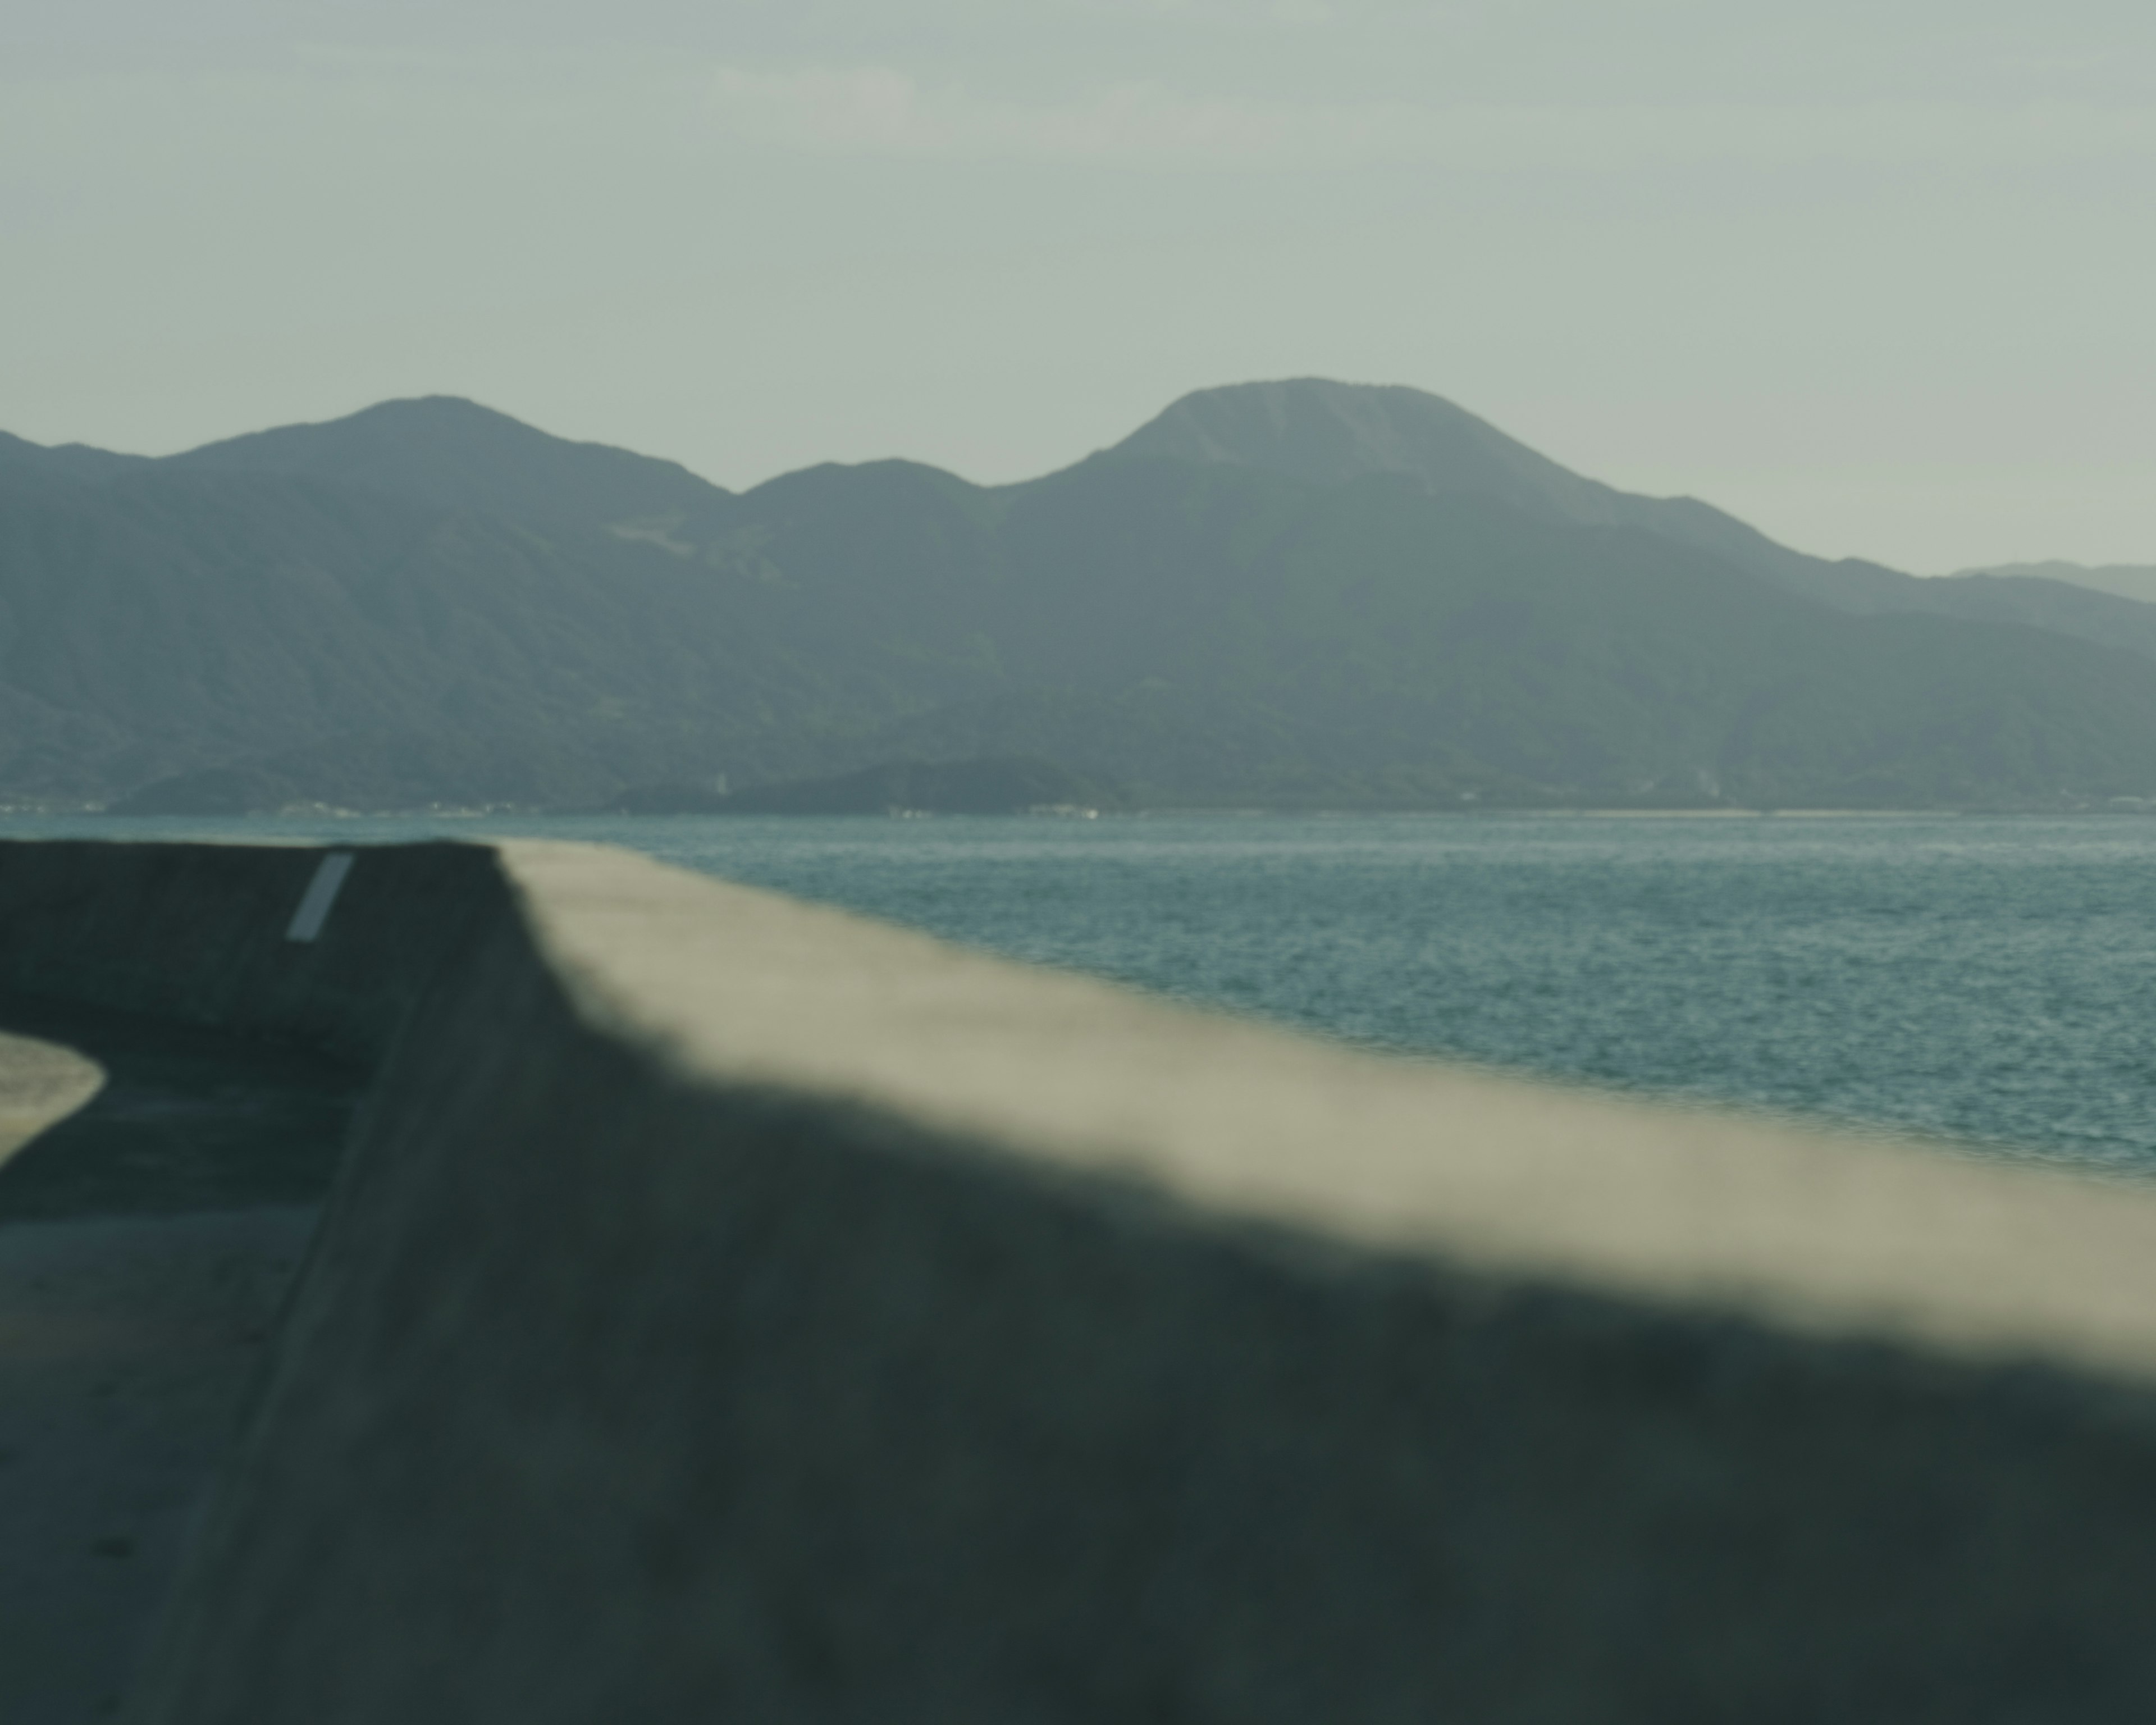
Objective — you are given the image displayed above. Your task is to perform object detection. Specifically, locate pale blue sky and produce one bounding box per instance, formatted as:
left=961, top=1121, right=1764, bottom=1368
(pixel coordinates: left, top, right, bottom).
left=6, top=1, right=2152, bottom=569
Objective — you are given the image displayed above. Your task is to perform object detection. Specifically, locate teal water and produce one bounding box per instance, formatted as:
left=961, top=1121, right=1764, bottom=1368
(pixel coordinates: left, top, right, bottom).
left=8, top=813, right=2155, bottom=1174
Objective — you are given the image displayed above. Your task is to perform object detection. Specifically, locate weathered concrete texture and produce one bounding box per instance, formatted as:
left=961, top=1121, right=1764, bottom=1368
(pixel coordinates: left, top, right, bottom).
left=108, top=840, right=2156, bottom=1723
left=0, top=1208, right=316, bottom=1725
left=0, top=991, right=365, bottom=1725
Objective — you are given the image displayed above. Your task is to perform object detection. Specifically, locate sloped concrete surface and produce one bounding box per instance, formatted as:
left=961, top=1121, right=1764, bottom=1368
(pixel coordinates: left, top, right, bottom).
left=0, top=1208, right=315, bottom=1725
left=0, top=991, right=364, bottom=1724
left=110, top=841, right=2156, bottom=1723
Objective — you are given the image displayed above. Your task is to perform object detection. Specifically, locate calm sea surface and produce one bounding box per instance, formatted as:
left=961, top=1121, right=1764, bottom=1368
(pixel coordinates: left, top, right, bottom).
left=7, top=812, right=2155, bottom=1174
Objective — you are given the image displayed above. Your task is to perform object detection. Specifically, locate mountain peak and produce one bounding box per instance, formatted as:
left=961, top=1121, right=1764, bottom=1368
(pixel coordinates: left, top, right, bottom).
left=1107, top=377, right=1899, bottom=606
left=1108, top=378, right=1597, bottom=510
left=0, top=429, right=149, bottom=484
left=169, top=396, right=730, bottom=527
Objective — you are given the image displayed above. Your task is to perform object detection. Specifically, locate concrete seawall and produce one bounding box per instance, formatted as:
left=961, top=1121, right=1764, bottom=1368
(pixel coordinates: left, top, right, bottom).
left=8, top=838, right=2156, bottom=1719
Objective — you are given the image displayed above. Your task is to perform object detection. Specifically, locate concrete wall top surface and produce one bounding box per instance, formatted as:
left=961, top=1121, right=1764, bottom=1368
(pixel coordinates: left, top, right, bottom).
left=501, top=839, right=2156, bottom=1383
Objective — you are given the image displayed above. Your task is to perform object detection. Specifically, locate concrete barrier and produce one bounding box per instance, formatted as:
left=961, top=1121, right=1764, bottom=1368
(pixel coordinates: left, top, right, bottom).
left=9, top=838, right=2156, bottom=1719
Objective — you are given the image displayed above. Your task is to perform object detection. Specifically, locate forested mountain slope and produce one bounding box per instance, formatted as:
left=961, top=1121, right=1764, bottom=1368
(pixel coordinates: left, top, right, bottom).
left=1116, top=380, right=2156, bottom=660
left=1956, top=562, right=2156, bottom=609
left=6, top=385, right=2156, bottom=812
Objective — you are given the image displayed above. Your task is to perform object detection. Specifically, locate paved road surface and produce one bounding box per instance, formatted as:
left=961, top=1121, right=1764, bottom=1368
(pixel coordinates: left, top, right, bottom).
left=0, top=999, right=360, bottom=1725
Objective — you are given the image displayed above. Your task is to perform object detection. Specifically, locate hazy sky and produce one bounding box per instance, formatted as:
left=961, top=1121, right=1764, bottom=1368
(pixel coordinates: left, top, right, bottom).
left=6, top=1, right=2152, bottom=571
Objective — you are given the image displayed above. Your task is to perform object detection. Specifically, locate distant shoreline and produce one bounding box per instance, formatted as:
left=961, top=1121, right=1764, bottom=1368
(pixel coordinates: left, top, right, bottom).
left=11, top=804, right=2153, bottom=824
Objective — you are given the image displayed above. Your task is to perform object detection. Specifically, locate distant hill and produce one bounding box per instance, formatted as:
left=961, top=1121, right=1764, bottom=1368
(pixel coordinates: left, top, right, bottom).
left=12, top=381, right=2156, bottom=813
left=1953, top=562, right=2156, bottom=609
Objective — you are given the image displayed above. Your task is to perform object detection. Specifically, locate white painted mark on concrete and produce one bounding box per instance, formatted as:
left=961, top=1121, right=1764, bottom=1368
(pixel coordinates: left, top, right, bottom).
left=285, top=852, right=355, bottom=943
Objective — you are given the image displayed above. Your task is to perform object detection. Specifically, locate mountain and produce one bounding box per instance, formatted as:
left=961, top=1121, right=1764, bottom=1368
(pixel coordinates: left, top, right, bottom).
left=1954, top=562, right=2156, bottom=609
left=1114, top=382, right=2156, bottom=662
left=9, top=382, right=2156, bottom=813
left=1885, top=570, right=2156, bottom=663
left=168, top=396, right=730, bottom=537
left=0, top=459, right=999, bottom=809
left=1108, top=379, right=1907, bottom=610
left=0, top=430, right=148, bottom=486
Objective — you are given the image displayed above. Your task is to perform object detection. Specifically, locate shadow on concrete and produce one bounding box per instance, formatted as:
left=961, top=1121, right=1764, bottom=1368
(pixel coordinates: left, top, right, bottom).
left=0, top=994, right=366, bottom=1223
left=0, top=997, right=365, bottom=1723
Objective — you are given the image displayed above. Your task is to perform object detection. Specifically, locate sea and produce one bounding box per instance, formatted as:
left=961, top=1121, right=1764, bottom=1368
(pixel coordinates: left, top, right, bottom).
left=6, top=810, right=2154, bottom=1176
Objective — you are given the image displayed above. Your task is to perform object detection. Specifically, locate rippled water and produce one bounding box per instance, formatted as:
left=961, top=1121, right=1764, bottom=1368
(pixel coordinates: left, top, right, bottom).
left=10, top=811, right=2156, bottom=1172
